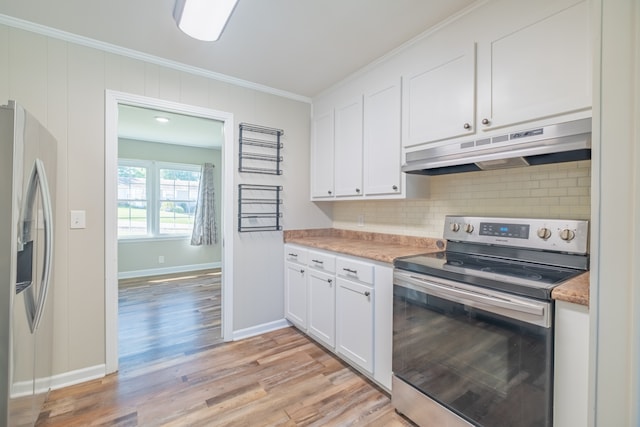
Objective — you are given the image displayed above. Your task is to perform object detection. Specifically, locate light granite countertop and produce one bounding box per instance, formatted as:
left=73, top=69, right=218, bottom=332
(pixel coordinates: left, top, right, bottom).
left=284, top=228, right=589, bottom=307
left=551, top=271, right=589, bottom=306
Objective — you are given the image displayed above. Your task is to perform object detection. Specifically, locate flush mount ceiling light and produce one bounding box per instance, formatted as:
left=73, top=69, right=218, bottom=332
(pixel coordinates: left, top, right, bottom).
left=173, top=0, right=239, bottom=41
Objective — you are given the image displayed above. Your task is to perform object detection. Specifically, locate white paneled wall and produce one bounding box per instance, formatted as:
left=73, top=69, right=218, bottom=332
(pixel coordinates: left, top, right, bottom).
left=333, top=160, right=591, bottom=237
left=0, top=24, right=327, bottom=379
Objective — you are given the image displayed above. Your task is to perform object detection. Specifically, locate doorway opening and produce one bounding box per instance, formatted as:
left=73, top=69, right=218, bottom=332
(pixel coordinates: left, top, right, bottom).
left=105, top=91, right=235, bottom=374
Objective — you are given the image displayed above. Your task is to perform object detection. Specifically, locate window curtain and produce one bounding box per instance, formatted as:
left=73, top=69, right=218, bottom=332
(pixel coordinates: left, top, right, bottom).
left=191, top=163, right=218, bottom=245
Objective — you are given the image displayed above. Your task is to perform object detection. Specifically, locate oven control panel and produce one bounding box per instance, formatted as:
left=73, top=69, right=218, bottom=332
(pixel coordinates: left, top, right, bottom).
left=444, top=216, right=589, bottom=254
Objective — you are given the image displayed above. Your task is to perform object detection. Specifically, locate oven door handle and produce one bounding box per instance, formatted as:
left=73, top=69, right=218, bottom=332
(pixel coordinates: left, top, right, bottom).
left=396, top=272, right=549, bottom=323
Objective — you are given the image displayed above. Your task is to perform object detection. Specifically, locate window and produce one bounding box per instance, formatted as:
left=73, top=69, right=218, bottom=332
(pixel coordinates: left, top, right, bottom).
left=117, top=160, right=202, bottom=239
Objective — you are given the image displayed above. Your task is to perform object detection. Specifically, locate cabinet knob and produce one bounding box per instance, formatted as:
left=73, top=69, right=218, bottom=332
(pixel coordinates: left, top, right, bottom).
left=463, top=123, right=471, bottom=130
left=328, top=190, right=332, bottom=195
left=364, top=291, right=371, bottom=297
left=328, top=279, right=333, bottom=284
left=392, top=185, right=398, bottom=191
left=482, top=118, right=491, bottom=125
left=355, top=188, right=361, bottom=193
left=299, top=269, right=305, bottom=274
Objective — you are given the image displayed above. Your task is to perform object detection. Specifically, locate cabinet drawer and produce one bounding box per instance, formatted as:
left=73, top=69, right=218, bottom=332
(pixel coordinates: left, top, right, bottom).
left=336, top=257, right=374, bottom=284
left=308, top=250, right=336, bottom=273
left=285, top=245, right=307, bottom=264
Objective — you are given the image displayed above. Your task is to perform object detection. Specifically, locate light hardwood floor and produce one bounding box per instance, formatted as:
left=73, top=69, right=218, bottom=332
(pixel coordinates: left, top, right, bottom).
left=36, top=271, right=412, bottom=426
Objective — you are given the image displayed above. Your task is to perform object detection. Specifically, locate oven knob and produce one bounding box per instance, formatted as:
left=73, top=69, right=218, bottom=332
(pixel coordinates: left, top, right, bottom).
left=560, top=229, right=576, bottom=241
left=450, top=222, right=460, bottom=232
left=464, top=224, right=474, bottom=233
left=537, top=227, right=552, bottom=240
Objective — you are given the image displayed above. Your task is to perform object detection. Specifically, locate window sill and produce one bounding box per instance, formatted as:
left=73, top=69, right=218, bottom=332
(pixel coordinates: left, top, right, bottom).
left=118, top=235, right=191, bottom=243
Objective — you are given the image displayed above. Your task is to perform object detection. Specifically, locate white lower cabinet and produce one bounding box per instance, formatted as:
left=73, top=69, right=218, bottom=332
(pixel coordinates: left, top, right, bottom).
left=554, top=300, right=589, bottom=427
left=308, top=268, right=336, bottom=349
left=336, top=277, right=374, bottom=374
left=284, top=261, right=307, bottom=329
left=283, top=244, right=392, bottom=391
left=284, top=245, right=308, bottom=330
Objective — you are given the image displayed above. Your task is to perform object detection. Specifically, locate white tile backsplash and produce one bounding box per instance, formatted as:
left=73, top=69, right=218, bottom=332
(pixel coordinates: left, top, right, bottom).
left=332, top=160, right=591, bottom=237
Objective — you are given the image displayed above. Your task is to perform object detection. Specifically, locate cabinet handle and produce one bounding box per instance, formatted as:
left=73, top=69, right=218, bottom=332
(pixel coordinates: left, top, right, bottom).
left=364, top=291, right=371, bottom=297
left=482, top=118, right=491, bottom=125
left=355, top=188, right=361, bottom=193
left=392, top=185, right=398, bottom=191
left=311, top=259, right=324, bottom=264
left=288, top=253, right=298, bottom=257
left=343, top=268, right=358, bottom=274
left=463, top=123, right=471, bottom=130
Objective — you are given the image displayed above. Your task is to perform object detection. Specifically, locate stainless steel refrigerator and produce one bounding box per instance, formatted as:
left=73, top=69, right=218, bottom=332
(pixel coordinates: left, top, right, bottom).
left=1, top=101, right=57, bottom=427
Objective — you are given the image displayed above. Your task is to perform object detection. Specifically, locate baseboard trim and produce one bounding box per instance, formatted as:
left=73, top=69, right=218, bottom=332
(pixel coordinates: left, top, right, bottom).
left=50, top=364, right=106, bottom=390
left=118, top=262, right=221, bottom=280
left=10, top=364, right=107, bottom=397
left=232, top=319, right=291, bottom=341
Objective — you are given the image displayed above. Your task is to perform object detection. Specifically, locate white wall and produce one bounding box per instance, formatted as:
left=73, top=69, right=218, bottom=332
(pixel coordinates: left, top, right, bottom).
left=0, top=24, right=331, bottom=377
left=590, top=0, right=640, bottom=425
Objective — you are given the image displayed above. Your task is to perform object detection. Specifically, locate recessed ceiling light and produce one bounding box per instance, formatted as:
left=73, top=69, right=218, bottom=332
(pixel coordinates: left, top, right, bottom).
left=155, top=116, right=170, bottom=123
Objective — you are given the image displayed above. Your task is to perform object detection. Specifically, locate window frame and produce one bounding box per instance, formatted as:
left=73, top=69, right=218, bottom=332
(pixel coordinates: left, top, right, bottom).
left=117, top=158, right=202, bottom=241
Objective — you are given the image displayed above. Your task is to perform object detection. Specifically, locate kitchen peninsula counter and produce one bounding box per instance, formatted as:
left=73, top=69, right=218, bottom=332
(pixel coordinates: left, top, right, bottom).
left=284, top=228, right=589, bottom=307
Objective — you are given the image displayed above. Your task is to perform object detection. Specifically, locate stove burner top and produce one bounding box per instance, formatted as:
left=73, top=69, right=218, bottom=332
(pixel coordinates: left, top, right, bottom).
left=394, top=251, right=585, bottom=300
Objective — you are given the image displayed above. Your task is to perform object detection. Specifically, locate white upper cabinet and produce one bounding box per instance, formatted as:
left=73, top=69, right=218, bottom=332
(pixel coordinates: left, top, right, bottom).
left=476, top=1, right=591, bottom=131
left=402, top=44, right=476, bottom=147
left=401, top=0, right=591, bottom=147
left=334, top=95, right=364, bottom=197
left=310, top=109, right=335, bottom=198
left=310, top=0, right=591, bottom=196
left=364, top=77, right=402, bottom=196
left=310, top=78, right=412, bottom=201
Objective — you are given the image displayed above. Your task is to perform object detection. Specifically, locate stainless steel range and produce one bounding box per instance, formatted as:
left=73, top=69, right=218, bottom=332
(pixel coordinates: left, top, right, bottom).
left=392, top=216, right=589, bottom=427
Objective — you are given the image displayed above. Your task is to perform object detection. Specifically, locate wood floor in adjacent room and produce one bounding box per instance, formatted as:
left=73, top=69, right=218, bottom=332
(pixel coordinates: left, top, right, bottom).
left=37, top=271, right=412, bottom=426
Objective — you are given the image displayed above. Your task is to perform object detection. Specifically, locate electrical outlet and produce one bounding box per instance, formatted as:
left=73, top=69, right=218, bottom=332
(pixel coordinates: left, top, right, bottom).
left=158, top=255, right=165, bottom=264
left=357, top=214, right=365, bottom=227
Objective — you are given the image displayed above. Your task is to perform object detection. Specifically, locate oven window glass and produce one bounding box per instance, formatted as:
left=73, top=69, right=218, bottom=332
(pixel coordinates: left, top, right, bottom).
left=393, top=285, right=553, bottom=427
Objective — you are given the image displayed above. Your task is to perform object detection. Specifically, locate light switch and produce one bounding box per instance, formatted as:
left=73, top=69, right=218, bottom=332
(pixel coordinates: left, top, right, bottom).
left=70, top=210, right=86, bottom=229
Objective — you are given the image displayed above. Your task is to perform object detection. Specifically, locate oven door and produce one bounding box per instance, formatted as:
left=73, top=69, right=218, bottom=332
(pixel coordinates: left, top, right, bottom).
left=393, top=270, right=553, bottom=427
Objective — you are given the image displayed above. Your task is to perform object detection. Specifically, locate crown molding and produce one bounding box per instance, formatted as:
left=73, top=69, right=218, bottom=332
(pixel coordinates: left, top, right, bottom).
left=0, top=14, right=311, bottom=104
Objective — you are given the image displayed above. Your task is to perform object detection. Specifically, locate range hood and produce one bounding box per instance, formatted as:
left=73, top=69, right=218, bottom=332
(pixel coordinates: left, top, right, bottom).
left=402, top=118, right=591, bottom=176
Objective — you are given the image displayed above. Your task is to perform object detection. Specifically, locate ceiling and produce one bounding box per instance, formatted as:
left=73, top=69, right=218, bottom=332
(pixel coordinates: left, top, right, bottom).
left=0, top=0, right=476, bottom=99
left=118, top=104, right=225, bottom=148
left=1, top=0, right=476, bottom=146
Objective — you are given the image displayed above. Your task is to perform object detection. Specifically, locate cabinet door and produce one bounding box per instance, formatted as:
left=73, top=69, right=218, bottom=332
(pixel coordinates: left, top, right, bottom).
left=477, top=1, right=591, bottom=130
left=373, top=265, right=393, bottom=390
left=308, top=269, right=336, bottom=349
left=310, top=110, right=335, bottom=199
left=334, top=96, right=363, bottom=197
left=364, top=78, right=402, bottom=196
left=402, top=44, right=476, bottom=147
left=284, top=261, right=307, bottom=329
left=554, top=301, right=589, bottom=427
left=336, top=278, right=374, bottom=373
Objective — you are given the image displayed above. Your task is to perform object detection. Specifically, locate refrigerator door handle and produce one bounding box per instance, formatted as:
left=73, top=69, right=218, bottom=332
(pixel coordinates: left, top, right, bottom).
left=21, top=158, right=54, bottom=333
